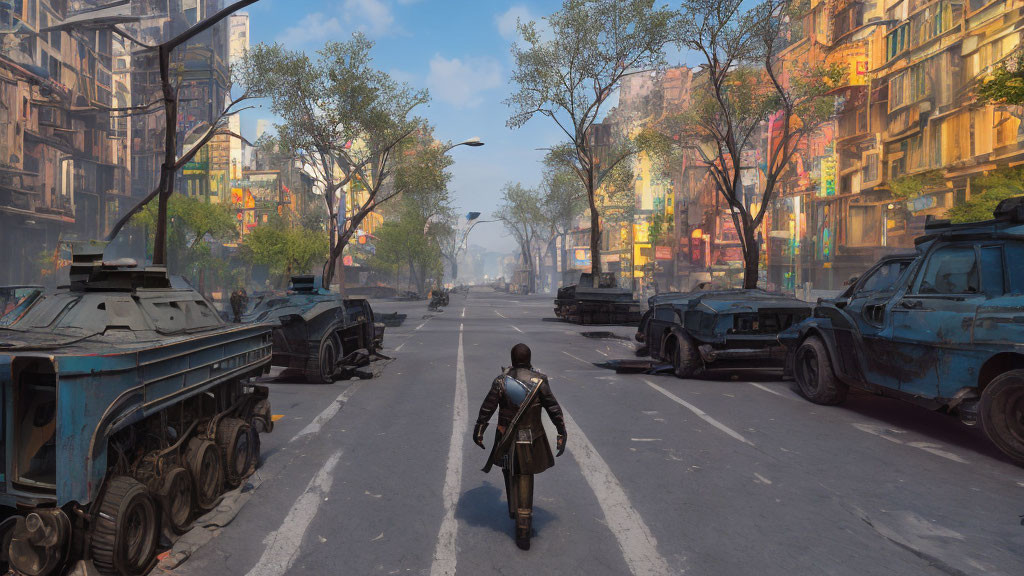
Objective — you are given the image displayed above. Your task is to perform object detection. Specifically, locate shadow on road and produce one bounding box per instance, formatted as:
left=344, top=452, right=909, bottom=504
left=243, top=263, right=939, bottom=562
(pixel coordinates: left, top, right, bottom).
left=456, top=481, right=556, bottom=538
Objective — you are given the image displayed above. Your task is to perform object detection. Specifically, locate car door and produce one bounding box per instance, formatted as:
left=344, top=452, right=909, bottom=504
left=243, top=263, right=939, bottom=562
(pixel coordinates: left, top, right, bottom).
left=649, top=305, right=679, bottom=360
left=828, top=258, right=913, bottom=389
left=890, top=243, right=986, bottom=399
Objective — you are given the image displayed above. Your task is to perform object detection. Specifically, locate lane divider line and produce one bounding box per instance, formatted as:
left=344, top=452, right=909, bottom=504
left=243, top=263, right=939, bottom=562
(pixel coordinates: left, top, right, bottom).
left=430, top=328, right=468, bottom=576
left=245, top=450, right=343, bottom=576
left=749, top=382, right=789, bottom=398
left=461, top=307, right=466, bottom=318
left=511, top=325, right=524, bottom=333
left=562, top=409, right=675, bottom=576
left=562, top=350, right=591, bottom=365
left=495, top=310, right=507, bottom=319
left=395, top=342, right=406, bottom=352
left=292, top=382, right=363, bottom=441
left=644, top=379, right=755, bottom=447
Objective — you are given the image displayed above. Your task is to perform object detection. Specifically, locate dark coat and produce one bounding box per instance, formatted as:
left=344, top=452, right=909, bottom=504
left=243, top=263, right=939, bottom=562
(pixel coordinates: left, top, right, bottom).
left=476, top=366, right=566, bottom=475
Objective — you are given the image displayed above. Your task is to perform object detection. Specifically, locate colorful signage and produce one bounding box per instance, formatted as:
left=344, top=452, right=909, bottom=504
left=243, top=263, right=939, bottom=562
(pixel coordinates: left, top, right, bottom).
left=571, top=247, right=592, bottom=268
left=655, top=246, right=672, bottom=260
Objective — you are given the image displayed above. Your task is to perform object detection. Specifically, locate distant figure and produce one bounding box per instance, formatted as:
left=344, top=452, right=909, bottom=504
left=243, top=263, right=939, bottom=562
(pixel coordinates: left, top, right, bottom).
left=474, top=343, right=566, bottom=550
left=229, top=288, right=248, bottom=323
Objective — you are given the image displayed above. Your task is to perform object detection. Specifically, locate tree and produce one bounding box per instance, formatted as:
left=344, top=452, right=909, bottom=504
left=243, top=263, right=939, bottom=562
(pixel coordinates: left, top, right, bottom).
left=106, top=0, right=259, bottom=264
left=946, top=167, right=1024, bottom=223
left=977, top=52, right=1024, bottom=106
left=131, top=195, right=237, bottom=290
left=539, top=165, right=587, bottom=289
left=240, top=215, right=330, bottom=289
left=669, top=0, right=843, bottom=288
left=369, top=201, right=444, bottom=294
left=240, top=35, right=430, bottom=290
left=495, top=183, right=548, bottom=294
left=506, top=0, right=672, bottom=284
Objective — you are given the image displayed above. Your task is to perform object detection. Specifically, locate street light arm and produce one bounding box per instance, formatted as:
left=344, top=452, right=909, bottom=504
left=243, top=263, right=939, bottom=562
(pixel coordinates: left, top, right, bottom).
left=443, top=137, right=485, bottom=153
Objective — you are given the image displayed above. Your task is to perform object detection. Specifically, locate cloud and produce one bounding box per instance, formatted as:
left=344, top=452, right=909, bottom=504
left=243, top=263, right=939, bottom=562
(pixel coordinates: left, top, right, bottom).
left=275, top=13, right=343, bottom=47
left=426, top=55, right=503, bottom=109
left=343, top=0, right=395, bottom=38
left=495, top=4, right=532, bottom=40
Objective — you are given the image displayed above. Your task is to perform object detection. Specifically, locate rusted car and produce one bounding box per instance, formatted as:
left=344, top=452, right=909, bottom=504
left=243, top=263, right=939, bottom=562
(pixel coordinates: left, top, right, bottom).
left=0, top=245, right=273, bottom=576
left=646, top=290, right=812, bottom=377
left=635, top=291, right=708, bottom=356
left=242, top=275, right=381, bottom=383
left=779, top=197, right=1024, bottom=464
left=554, top=273, right=641, bottom=325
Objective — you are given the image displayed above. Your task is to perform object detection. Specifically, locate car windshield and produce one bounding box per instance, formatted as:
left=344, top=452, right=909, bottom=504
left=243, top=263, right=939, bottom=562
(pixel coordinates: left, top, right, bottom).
left=858, top=259, right=913, bottom=294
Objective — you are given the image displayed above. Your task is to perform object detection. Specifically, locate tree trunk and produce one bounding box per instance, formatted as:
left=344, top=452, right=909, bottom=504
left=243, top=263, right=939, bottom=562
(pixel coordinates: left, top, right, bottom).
left=153, top=46, right=176, bottom=266
left=588, top=191, right=601, bottom=285
left=742, top=227, right=759, bottom=289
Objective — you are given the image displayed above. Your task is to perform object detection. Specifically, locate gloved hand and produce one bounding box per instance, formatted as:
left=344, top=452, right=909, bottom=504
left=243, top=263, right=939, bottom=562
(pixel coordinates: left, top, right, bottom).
left=473, top=423, right=488, bottom=449
left=556, top=434, right=567, bottom=457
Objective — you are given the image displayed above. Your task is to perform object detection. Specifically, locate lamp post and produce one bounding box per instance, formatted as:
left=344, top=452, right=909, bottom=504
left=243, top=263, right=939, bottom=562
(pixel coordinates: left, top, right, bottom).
left=443, top=137, right=485, bottom=153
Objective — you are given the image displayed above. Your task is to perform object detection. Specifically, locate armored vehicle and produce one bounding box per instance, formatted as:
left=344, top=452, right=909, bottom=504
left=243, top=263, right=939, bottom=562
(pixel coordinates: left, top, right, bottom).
left=649, top=290, right=812, bottom=377
left=635, top=291, right=709, bottom=354
left=779, top=197, right=1024, bottom=464
left=0, top=245, right=273, bottom=576
left=554, top=273, right=641, bottom=325
left=242, top=275, right=380, bottom=383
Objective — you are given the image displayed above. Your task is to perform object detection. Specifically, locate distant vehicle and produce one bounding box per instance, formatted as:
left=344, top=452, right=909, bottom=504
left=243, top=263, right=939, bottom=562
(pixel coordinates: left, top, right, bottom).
left=554, top=272, right=641, bottom=325
left=0, top=245, right=273, bottom=576
left=646, top=290, right=813, bottom=377
left=779, top=197, right=1024, bottom=464
left=242, top=275, right=381, bottom=383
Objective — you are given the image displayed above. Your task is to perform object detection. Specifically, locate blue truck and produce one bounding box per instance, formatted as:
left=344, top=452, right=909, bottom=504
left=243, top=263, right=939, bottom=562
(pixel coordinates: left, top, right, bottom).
left=0, top=245, right=274, bottom=575
left=779, top=197, right=1024, bottom=465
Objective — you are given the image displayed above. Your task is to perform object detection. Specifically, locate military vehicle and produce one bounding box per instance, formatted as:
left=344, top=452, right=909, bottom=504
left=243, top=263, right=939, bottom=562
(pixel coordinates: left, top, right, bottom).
left=780, top=197, right=1024, bottom=464
left=242, top=275, right=380, bottom=383
left=554, top=273, right=640, bottom=325
left=0, top=244, right=274, bottom=576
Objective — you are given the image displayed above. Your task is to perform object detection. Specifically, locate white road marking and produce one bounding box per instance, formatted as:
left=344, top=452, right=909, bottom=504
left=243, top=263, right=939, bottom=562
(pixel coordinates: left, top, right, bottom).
left=292, top=383, right=362, bottom=441
left=563, top=410, right=674, bottom=576
left=461, top=307, right=466, bottom=318
left=245, top=451, right=342, bottom=576
left=644, top=379, right=755, bottom=447
left=852, top=423, right=969, bottom=463
left=429, top=329, right=468, bottom=576
left=395, top=342, right=406, bottom=352
left=495, top=310, right=507, bottom=319
left=595, top=349, right=609, bottom=357
left=511, top=325, right=524, bottom=333
left=754, top=473, right=772, bottom=485
left=562, top=351, right=591, bottom=365
left=415, top=320, right=429, bottom=331
left=749, top=382, right=788, bottom=398
left=630, top=438, right=661, bottom=442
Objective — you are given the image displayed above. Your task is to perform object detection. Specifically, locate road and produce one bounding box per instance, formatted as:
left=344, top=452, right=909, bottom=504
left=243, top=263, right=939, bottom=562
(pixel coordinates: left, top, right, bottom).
left=173, top=288, right=1024, bottom=576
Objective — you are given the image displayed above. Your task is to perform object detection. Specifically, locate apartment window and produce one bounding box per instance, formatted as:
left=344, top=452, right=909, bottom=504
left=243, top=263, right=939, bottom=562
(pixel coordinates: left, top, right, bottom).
left=863, top=152, right=879, bottom=183
left=930, top=124, right=942, bottom=167
left=995, top=110, right=1019, bottom=148
left=886, top=24, right=908, bottom=61
left=889, top=73, right=907, bottom=110
left=848, top=205, right=881, bottom=246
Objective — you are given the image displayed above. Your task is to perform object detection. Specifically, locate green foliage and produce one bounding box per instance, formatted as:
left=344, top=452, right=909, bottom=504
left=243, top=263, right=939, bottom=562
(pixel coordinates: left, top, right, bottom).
left=542, top=165, right=588, bottom=235
left=131, top=195, right=237, bottom=279
left=887, top=170, right=945, bottom=201
left=947, top=167, right=1024, bottom=223
left=240, top=215, right=329, bottom=288
left=369, top=199, right=443, bottom=293
left=977, top=54, right=1024, bottom=106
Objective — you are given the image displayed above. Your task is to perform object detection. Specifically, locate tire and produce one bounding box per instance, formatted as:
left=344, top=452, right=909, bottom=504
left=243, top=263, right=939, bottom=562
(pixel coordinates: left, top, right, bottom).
left=216, top=418, right=253, bottom=489
left=184, top=438, right=223, bottom=512
left=155, top=466, right=193, bottom=535
left=306, top=334, right=338, bottom=384
left=670, top=333, right=702, bottom=379
left=794, top=336, right=848, bottom=405
left=245, top=427, right=261, bottom=477
left=978, top=369, right=1024, bottom=465
left=91, top=476, right=160, bottom=576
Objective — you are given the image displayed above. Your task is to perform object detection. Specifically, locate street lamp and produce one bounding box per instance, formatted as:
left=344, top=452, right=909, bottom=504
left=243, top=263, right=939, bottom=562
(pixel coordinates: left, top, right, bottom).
left=444, top=137, right=485, bottom=153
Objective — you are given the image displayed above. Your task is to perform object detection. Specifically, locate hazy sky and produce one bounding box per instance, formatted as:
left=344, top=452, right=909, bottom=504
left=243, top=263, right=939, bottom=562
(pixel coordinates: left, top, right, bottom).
left=240, top=0, right=576, bottom=254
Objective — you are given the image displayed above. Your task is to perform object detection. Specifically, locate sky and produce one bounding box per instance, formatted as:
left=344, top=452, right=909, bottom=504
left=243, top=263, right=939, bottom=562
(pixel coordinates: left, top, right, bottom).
left=239, top=0, right=576, bottom=255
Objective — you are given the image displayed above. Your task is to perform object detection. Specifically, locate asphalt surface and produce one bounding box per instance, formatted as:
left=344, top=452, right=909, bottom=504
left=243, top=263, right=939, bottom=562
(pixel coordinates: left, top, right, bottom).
left=172, top=288, right=1024, bottom=576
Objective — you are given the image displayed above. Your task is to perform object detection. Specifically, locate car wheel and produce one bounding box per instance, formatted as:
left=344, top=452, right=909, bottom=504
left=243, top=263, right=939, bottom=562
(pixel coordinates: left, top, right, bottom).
left=794, top=336, right=847, bottom=405
left=978, top=369, right=1024, bottom=465
left=671, top=334, right=701, bottom=379
left=306, top=334, right=338, bottom=384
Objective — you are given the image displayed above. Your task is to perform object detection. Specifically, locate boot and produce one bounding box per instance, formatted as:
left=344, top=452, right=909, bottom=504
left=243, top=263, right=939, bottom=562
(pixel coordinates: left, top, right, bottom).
left=515, top=509, right=532, bottom=550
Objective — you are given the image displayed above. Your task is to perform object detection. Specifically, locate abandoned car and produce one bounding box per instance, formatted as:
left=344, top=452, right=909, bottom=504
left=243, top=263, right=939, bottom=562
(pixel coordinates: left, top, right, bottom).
left=779, top=197, right=1024, bottom=465
left=242, top=275, right=381, bottom=383
left=645, top=290, right=813, bottom=377
left=554, top=272, right=641, bottom=325
left=0, top=245, right=274, bottom=576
